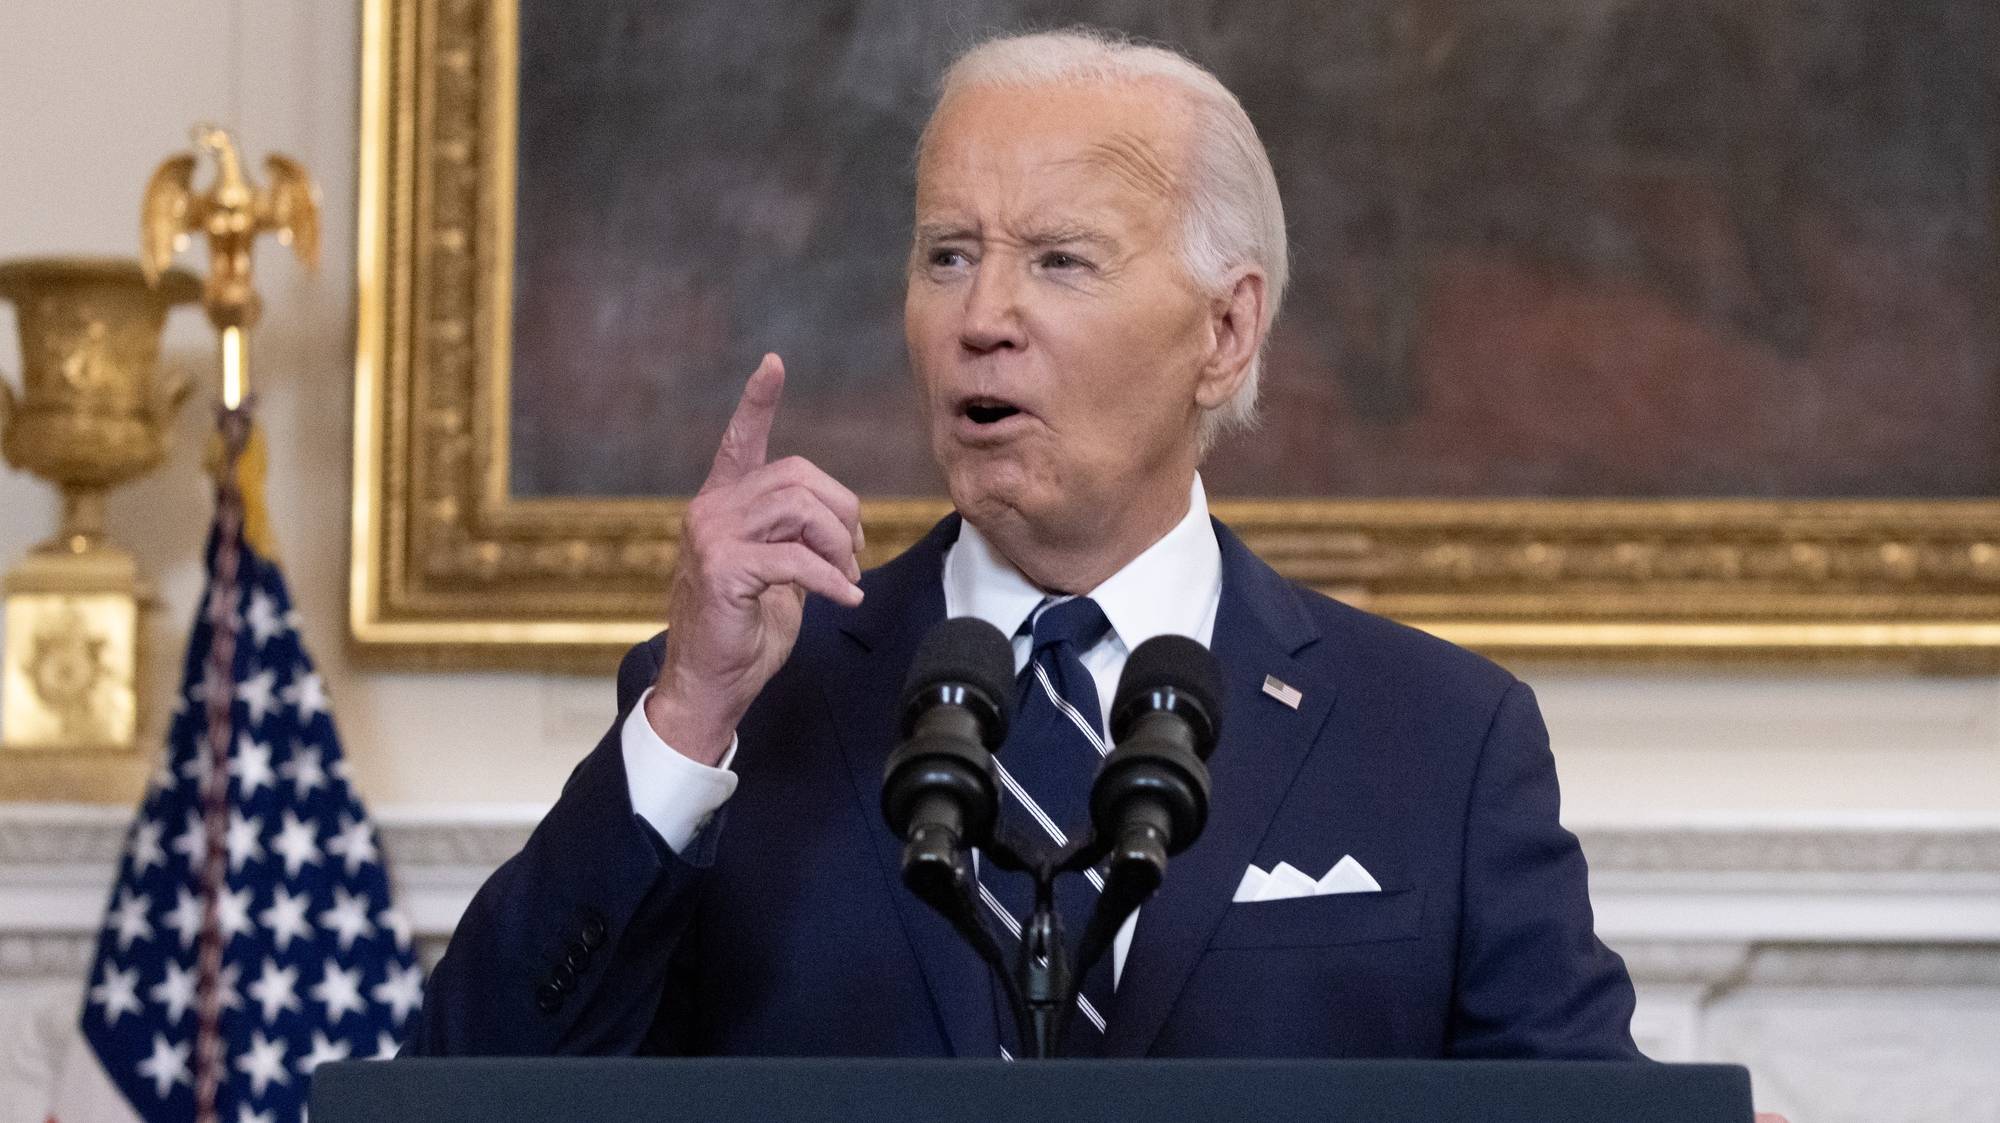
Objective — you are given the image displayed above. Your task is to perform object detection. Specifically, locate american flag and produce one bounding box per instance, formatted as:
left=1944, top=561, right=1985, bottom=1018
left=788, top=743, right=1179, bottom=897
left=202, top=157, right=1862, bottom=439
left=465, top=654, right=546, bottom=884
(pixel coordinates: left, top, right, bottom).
left=49, top=411, right=419, bottom=1123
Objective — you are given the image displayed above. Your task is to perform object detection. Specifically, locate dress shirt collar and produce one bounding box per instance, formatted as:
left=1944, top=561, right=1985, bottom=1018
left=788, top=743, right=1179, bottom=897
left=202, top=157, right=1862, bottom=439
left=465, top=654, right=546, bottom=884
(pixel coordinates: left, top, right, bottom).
left=943, top=475, right=1221, bottom=650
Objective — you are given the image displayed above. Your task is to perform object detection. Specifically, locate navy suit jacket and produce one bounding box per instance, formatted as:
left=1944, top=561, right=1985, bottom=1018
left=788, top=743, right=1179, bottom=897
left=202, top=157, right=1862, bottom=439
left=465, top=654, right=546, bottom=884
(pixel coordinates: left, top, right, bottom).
left=409, top=516, right=1640, bottom=1059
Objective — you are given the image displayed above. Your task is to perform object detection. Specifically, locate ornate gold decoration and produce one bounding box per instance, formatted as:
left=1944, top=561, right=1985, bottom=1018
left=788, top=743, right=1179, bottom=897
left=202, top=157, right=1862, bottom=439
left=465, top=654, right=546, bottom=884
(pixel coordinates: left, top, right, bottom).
left=3, top=591, right=134, bottom=751
left=142, top=125, right=321, bottom=409
left=0, top=257, right=198, bottom=798
left=353, top=0, right=2000, bottom=669
left=25, top=606, right=111, bottom=736
left=0, top=258, right=199, bottom=554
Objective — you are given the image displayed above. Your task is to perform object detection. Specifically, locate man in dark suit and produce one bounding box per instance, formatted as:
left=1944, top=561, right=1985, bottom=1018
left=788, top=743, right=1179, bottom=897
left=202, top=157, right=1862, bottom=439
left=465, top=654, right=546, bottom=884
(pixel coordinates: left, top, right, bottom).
left=408, top=27, right=1641, bottom=1061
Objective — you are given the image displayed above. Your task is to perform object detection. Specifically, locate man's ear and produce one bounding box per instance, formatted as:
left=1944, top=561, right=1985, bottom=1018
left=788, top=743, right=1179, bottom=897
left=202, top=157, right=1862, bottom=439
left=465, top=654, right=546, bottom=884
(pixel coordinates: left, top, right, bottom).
left=1194, top=267, right=1267, bottom=411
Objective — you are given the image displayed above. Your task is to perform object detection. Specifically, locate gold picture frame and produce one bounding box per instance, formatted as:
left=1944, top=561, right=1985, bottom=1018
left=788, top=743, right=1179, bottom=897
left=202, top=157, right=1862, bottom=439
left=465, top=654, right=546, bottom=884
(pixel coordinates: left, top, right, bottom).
left=352, top=0, right=2000, bottom=671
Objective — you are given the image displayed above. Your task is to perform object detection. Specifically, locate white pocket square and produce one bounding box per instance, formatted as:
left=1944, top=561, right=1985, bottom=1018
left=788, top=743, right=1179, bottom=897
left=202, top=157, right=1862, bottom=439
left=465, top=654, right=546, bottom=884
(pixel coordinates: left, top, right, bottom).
left=1231, top=856, right=1382, bottom=902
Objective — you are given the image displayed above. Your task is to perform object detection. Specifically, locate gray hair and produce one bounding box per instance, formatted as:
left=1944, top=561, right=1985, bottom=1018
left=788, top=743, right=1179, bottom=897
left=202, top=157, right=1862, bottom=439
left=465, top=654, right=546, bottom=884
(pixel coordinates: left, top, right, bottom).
left=921, top=28, right=1289, bottom=450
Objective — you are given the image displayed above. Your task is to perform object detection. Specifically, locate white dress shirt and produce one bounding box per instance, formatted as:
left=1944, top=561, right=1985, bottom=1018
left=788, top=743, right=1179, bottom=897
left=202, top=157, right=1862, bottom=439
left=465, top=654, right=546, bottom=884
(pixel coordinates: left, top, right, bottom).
left=621, top=475, right=1224, bottom=985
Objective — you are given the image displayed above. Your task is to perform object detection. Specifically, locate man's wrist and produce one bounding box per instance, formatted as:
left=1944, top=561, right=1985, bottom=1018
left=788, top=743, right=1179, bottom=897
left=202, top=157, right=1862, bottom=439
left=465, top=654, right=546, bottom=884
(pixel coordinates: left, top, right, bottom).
left=643, top=685, right=737, bottom=767
left=621, top=688, right=739, bottom=854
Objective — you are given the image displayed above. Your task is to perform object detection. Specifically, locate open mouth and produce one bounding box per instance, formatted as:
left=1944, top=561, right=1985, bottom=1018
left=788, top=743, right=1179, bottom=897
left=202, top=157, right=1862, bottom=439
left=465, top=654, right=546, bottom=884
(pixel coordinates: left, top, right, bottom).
left=961, top=398, right=1023, bottom=425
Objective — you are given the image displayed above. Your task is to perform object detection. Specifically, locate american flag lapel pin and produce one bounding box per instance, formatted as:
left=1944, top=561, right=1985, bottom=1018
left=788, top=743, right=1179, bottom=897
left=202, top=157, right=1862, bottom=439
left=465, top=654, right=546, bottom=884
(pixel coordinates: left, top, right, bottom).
left=1261, top=674, right=1302, bottom=709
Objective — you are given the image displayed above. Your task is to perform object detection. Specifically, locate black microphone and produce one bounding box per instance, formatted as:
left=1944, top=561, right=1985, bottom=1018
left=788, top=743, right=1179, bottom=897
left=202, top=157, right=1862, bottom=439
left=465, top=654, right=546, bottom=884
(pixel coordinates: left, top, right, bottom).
left=1090, top=635, right=1223, bottom=872
left=881, top=617, right=1016, bottom=866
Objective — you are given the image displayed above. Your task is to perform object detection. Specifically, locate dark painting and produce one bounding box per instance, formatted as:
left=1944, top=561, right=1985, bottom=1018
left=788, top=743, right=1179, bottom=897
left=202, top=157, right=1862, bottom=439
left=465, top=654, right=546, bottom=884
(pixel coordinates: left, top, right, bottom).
left=509, top=0, right=2000, bottom=500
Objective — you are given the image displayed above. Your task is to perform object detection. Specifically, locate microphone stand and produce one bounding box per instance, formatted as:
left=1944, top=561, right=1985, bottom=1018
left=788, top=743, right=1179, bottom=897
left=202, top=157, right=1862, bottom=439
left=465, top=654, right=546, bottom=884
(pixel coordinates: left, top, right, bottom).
left=898, top=828, right=1026, bottom=1043
left=1015, top=850, right=1069, bottom=1057
left=1065, top=822, right=1165, bottom=1002
left=901, top=822, right=1164, bottom=1059
left=893, top=631, right=1218, bottom=1059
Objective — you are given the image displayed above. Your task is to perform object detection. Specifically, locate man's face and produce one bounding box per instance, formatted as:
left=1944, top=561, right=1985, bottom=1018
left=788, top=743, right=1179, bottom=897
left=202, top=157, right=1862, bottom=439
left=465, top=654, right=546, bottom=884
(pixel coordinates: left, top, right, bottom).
left=905, top=81, right=1233, bottom=549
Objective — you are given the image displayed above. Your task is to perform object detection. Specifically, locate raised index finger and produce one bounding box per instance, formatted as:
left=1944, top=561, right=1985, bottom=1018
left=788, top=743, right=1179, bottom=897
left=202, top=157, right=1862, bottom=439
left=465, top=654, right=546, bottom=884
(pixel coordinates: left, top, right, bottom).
left=705, top=353, right=784, bottom=489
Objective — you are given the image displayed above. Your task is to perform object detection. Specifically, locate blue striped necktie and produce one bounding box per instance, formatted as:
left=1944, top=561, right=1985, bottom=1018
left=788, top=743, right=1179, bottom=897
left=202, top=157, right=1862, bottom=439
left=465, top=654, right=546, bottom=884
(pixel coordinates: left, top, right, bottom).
left=977, top=595, right=1117, bottom=1056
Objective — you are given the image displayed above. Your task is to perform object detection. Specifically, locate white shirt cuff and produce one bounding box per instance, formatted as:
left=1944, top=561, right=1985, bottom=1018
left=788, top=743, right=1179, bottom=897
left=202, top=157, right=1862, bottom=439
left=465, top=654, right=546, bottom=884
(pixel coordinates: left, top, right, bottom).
left=620, top=686, right=740, bottom=853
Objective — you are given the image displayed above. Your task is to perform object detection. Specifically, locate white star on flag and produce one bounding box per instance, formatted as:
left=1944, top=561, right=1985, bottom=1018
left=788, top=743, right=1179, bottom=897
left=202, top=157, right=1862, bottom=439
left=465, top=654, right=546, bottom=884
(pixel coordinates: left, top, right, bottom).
left=226, top=809, right=266, bottom=872
left=233, top=733, right=277, bottom=796
left=260, top=885, right=315, bottom=951
left=237, top=1105, right=275, bottom=1123
left=161, top=883, right=204, bottom=943
left=217, top=885, right=257, bottom=942
left=130, top=819, right=166, bottom=874
left=170, top=809, right=207, bottom=864
left=234, top=1030, right=290, bottom=1098
left=177, top=748, right=213, bottom=788
left=377, top=906, right=413, bottom=952
left=283, top=671, right=331, bottom=723
left=151, top=959, right=199, bottom=1023
left=162, top=886, right=204, bottom=950
left=372, top=961, right=425, bottom=1024
left=90, top=963, right=144, bottom=1026
left=136, top=1033, right=191, bottom=1099
left=149, top=749, right=177, bottom=796
left=309, top=959, right=367, bottom=1023
left=326, top=814, right=379, bottom=876
left=245, top=588, right=286, bottom=648
left=107, top=887, right=153, bottom=951
left=237, top=668, right=281, bottom=727
left=271, top=810, right=322, bottom=877
left=295, top=1029, right=351, bottom=1076
left=320, top=886, right=378, bottom=951
left=249, top=958, right=303, bottom=1024
left=281, top=744, right=328, bottom=798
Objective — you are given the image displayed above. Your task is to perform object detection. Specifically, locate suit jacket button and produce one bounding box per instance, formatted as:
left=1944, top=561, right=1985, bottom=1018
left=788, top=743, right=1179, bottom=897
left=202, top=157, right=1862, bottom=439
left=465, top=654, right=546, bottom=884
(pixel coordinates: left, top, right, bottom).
left=565, top=942, right=591, bottom=972
left=551, top=962, right=577, bottom=990
left=535, top=983, right=563, bottom=1012
left=579, top=915, right=608, bottom=949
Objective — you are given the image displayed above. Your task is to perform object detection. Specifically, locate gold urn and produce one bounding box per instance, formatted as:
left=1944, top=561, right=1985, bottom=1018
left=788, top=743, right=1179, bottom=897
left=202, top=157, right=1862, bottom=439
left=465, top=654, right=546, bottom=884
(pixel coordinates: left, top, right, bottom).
left=1, top=257, right=199, bottom=550
left=0, top=256, right=197, bottom=787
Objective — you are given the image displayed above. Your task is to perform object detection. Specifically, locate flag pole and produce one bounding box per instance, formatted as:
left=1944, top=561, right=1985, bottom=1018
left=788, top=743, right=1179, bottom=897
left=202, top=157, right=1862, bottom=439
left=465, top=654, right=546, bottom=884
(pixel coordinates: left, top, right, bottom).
left=190, top=408, right=251, bottom=1122
left=52, top=124, right=414, bottom=1123
left=144, top=130, right=319, bottom=1120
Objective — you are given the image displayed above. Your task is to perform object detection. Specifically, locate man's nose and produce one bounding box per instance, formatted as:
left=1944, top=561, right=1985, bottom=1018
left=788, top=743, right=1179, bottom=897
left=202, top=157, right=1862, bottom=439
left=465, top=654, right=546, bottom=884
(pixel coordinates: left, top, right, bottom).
left=958, top=259, right=1025, bottom=354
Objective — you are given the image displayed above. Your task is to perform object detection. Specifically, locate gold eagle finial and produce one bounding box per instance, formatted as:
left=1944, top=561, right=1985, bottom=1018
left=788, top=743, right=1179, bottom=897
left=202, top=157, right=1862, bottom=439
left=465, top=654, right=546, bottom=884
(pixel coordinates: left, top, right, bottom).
left=140, top=125, right=319, bottom=408
left=140, top=124, right=320, bottom=331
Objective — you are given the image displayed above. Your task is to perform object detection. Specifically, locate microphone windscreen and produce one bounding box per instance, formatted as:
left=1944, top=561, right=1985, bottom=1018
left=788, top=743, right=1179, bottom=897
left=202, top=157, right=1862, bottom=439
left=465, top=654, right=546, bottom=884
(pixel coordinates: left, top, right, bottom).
left=900, top=615, right=1017, bottom=719
left=1111, top=635, right=1223, bottom=749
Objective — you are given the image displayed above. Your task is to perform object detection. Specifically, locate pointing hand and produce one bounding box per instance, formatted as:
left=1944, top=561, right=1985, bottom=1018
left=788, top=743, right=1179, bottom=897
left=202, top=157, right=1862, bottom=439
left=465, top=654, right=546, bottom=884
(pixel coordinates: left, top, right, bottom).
left=645, top=354, right=864, bottom=765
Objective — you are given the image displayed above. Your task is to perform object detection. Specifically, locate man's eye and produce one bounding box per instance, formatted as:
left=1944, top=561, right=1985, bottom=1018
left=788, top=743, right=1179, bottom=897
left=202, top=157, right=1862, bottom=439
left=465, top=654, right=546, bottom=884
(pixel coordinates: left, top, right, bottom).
left=1041, top=252, right=1085, bottom=270
left=928, top=248, right=968, bottom=267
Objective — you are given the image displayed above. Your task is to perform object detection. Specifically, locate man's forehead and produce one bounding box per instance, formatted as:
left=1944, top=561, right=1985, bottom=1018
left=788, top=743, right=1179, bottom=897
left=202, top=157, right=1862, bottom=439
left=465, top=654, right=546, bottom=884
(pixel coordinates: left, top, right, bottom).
left=916, top=81, right=1191, bottom=205
left=1064, top=132, right=1181, bottom=205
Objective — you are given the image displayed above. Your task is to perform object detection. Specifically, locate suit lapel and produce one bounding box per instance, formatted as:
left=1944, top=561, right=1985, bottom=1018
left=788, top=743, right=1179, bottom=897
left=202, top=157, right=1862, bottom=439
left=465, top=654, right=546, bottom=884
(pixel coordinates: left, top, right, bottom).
left=821, top=515, right=1002, bottom=1058
left=1101, top=522, right=1337, bottom=1057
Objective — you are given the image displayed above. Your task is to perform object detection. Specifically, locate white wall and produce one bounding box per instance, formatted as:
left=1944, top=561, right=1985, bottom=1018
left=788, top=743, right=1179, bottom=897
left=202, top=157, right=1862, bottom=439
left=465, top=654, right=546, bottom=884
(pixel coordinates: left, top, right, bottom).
left=4, top=0, right=1994, bottom=822
left=0, top=0, right=584, bottom=809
